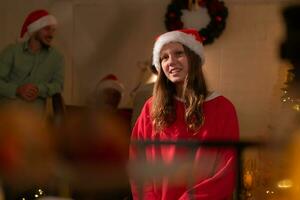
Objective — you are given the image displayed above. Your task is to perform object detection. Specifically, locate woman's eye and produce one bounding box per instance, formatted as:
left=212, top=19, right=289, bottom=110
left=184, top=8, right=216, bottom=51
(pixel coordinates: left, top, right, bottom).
left=176, top=51, right=184, bottom=56
left=161, top=55, right=168, bottom=61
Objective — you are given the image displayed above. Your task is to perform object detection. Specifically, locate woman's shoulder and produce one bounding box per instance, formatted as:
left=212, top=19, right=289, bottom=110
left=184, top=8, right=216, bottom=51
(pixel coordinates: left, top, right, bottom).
left=139, top=96, right=153, bottom=114
left=205, top=91, right=236, bottom=109
left=144, top=96, right=153, bottom=106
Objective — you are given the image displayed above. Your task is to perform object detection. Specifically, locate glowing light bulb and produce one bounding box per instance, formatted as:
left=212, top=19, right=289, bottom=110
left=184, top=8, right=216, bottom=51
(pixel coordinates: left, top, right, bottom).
left=38, top=189, right=44, bottom=195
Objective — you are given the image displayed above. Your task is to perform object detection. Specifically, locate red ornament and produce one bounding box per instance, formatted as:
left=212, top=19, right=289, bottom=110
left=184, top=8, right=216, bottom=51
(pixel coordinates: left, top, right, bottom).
left=198, top=0, right=207, bottom=7
left=216, top=16, right=222, bottom=22
left=175, top=21, right=184, bottom=29
left=209, top=0, right=224, bottom=13
left=169, top=12, right=176, bottom=18
left=169, top=20, right=184, bottom=30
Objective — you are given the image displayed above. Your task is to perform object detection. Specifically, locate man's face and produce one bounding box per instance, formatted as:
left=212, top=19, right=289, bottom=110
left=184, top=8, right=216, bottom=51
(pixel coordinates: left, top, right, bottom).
left=35, top=25, right=56, bottom=47
left=97, top=88, right=122, bottom=109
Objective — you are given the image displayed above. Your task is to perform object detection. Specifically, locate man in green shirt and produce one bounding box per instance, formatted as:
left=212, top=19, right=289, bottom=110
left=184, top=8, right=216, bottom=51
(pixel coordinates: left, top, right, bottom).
left=0, top=9, right=64, bottom=110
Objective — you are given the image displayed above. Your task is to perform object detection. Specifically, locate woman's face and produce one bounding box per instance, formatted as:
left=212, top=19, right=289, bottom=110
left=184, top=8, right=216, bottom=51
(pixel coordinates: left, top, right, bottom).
left=160, top=42, right=189, bottom=85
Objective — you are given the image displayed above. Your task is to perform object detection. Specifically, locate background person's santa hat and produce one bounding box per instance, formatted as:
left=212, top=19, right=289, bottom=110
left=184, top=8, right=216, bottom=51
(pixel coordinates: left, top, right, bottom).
left=19, top=9, right=57, bottom=40
left=96, top=74, right=124, bottom=94
left=152, top=29, right=205, bottom=71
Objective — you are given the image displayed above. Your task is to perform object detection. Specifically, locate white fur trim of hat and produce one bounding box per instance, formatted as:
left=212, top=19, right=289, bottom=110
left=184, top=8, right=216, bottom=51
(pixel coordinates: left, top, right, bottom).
left=152, top=29, right=205, bottom=71
left=95, top=74, right=124, bottom=94
left=27, top=15, right=57, bottom=34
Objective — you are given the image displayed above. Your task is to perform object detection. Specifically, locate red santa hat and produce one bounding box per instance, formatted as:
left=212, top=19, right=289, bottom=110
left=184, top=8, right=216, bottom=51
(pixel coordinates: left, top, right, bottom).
left=20, top=9, right=57, bottom=40
left=152, top=29, right=205, bottom=71
left=96, top=74, right=124, bottom=94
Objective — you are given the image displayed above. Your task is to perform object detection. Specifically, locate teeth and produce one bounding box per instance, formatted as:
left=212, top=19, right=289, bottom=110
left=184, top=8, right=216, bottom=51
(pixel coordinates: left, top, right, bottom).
left=170, top=69, right=180, bottom=73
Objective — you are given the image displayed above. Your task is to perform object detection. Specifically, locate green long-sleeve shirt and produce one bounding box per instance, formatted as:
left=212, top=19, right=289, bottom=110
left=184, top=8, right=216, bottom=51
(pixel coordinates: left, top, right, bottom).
left=0, top=41, right=64, bottom=108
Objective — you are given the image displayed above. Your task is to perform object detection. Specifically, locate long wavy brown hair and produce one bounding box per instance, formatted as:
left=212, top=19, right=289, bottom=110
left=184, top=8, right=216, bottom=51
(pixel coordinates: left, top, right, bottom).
left=151, top=45, right=208, bottom=133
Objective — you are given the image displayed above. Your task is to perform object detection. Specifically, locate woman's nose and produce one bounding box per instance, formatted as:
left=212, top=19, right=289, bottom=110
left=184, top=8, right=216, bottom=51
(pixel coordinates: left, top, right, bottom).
left=168, top=54, right=177, bottom=64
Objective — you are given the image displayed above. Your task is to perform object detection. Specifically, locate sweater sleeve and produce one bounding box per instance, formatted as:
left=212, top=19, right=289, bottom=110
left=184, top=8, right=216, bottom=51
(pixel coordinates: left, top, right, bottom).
left=129, top=99, right=158, bottom=200
left=0, top=45, right=18, bottom=98
left=179, top=100, right=239, bottom=200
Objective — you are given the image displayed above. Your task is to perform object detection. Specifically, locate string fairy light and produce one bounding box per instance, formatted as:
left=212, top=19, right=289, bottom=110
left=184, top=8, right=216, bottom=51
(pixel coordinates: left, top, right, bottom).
left=281, top=89, right=300, bottom=112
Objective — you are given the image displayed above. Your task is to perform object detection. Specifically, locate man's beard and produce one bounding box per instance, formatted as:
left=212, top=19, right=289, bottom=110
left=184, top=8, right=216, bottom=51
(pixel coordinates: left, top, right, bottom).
left=35, top=34, right=52, bottom=49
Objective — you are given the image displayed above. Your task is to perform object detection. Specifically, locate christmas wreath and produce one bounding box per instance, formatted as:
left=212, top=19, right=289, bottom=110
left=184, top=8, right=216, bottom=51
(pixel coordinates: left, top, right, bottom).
left=165, top=0, right=228, bottom=45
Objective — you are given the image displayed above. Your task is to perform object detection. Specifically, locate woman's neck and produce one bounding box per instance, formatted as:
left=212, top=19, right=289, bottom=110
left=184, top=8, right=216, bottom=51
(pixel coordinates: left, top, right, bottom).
left=175, top=83, right=184, bottom=99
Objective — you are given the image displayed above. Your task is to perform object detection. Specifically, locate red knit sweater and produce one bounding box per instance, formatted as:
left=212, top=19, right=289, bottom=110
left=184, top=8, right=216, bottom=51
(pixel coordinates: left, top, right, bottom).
left=130, top=94, right=239, bottom=200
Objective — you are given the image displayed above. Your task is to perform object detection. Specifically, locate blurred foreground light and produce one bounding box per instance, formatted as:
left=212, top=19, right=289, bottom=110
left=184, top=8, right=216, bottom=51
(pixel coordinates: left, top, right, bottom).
left=277, top=179, right=293, bottom=189
left=292, top=104, right=300, bottom=112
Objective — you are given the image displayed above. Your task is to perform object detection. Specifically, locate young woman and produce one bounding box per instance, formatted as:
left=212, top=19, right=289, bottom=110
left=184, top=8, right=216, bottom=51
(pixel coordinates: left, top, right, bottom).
left=130, top=29, right=239, bottom=200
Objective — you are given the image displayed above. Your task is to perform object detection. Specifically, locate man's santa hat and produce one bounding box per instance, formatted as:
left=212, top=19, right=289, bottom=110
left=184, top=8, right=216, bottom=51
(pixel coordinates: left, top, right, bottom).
left=96, top=74, right=124, bottom=94
left=20, top=9, right=57, bottom=40
left=152, top=29, right=205, bottom=71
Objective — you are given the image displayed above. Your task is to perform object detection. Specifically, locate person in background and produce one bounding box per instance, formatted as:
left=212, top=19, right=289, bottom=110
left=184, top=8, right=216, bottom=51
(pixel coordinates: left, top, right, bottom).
left=60, top=74, right=130, bottom=199
left=87, top=73, right=132, bottom=131
left=89, top=74, right=124, bottom=110
left=130, top=29, right=239, bottom=200
left=0, top=9, right=64, bottom=110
